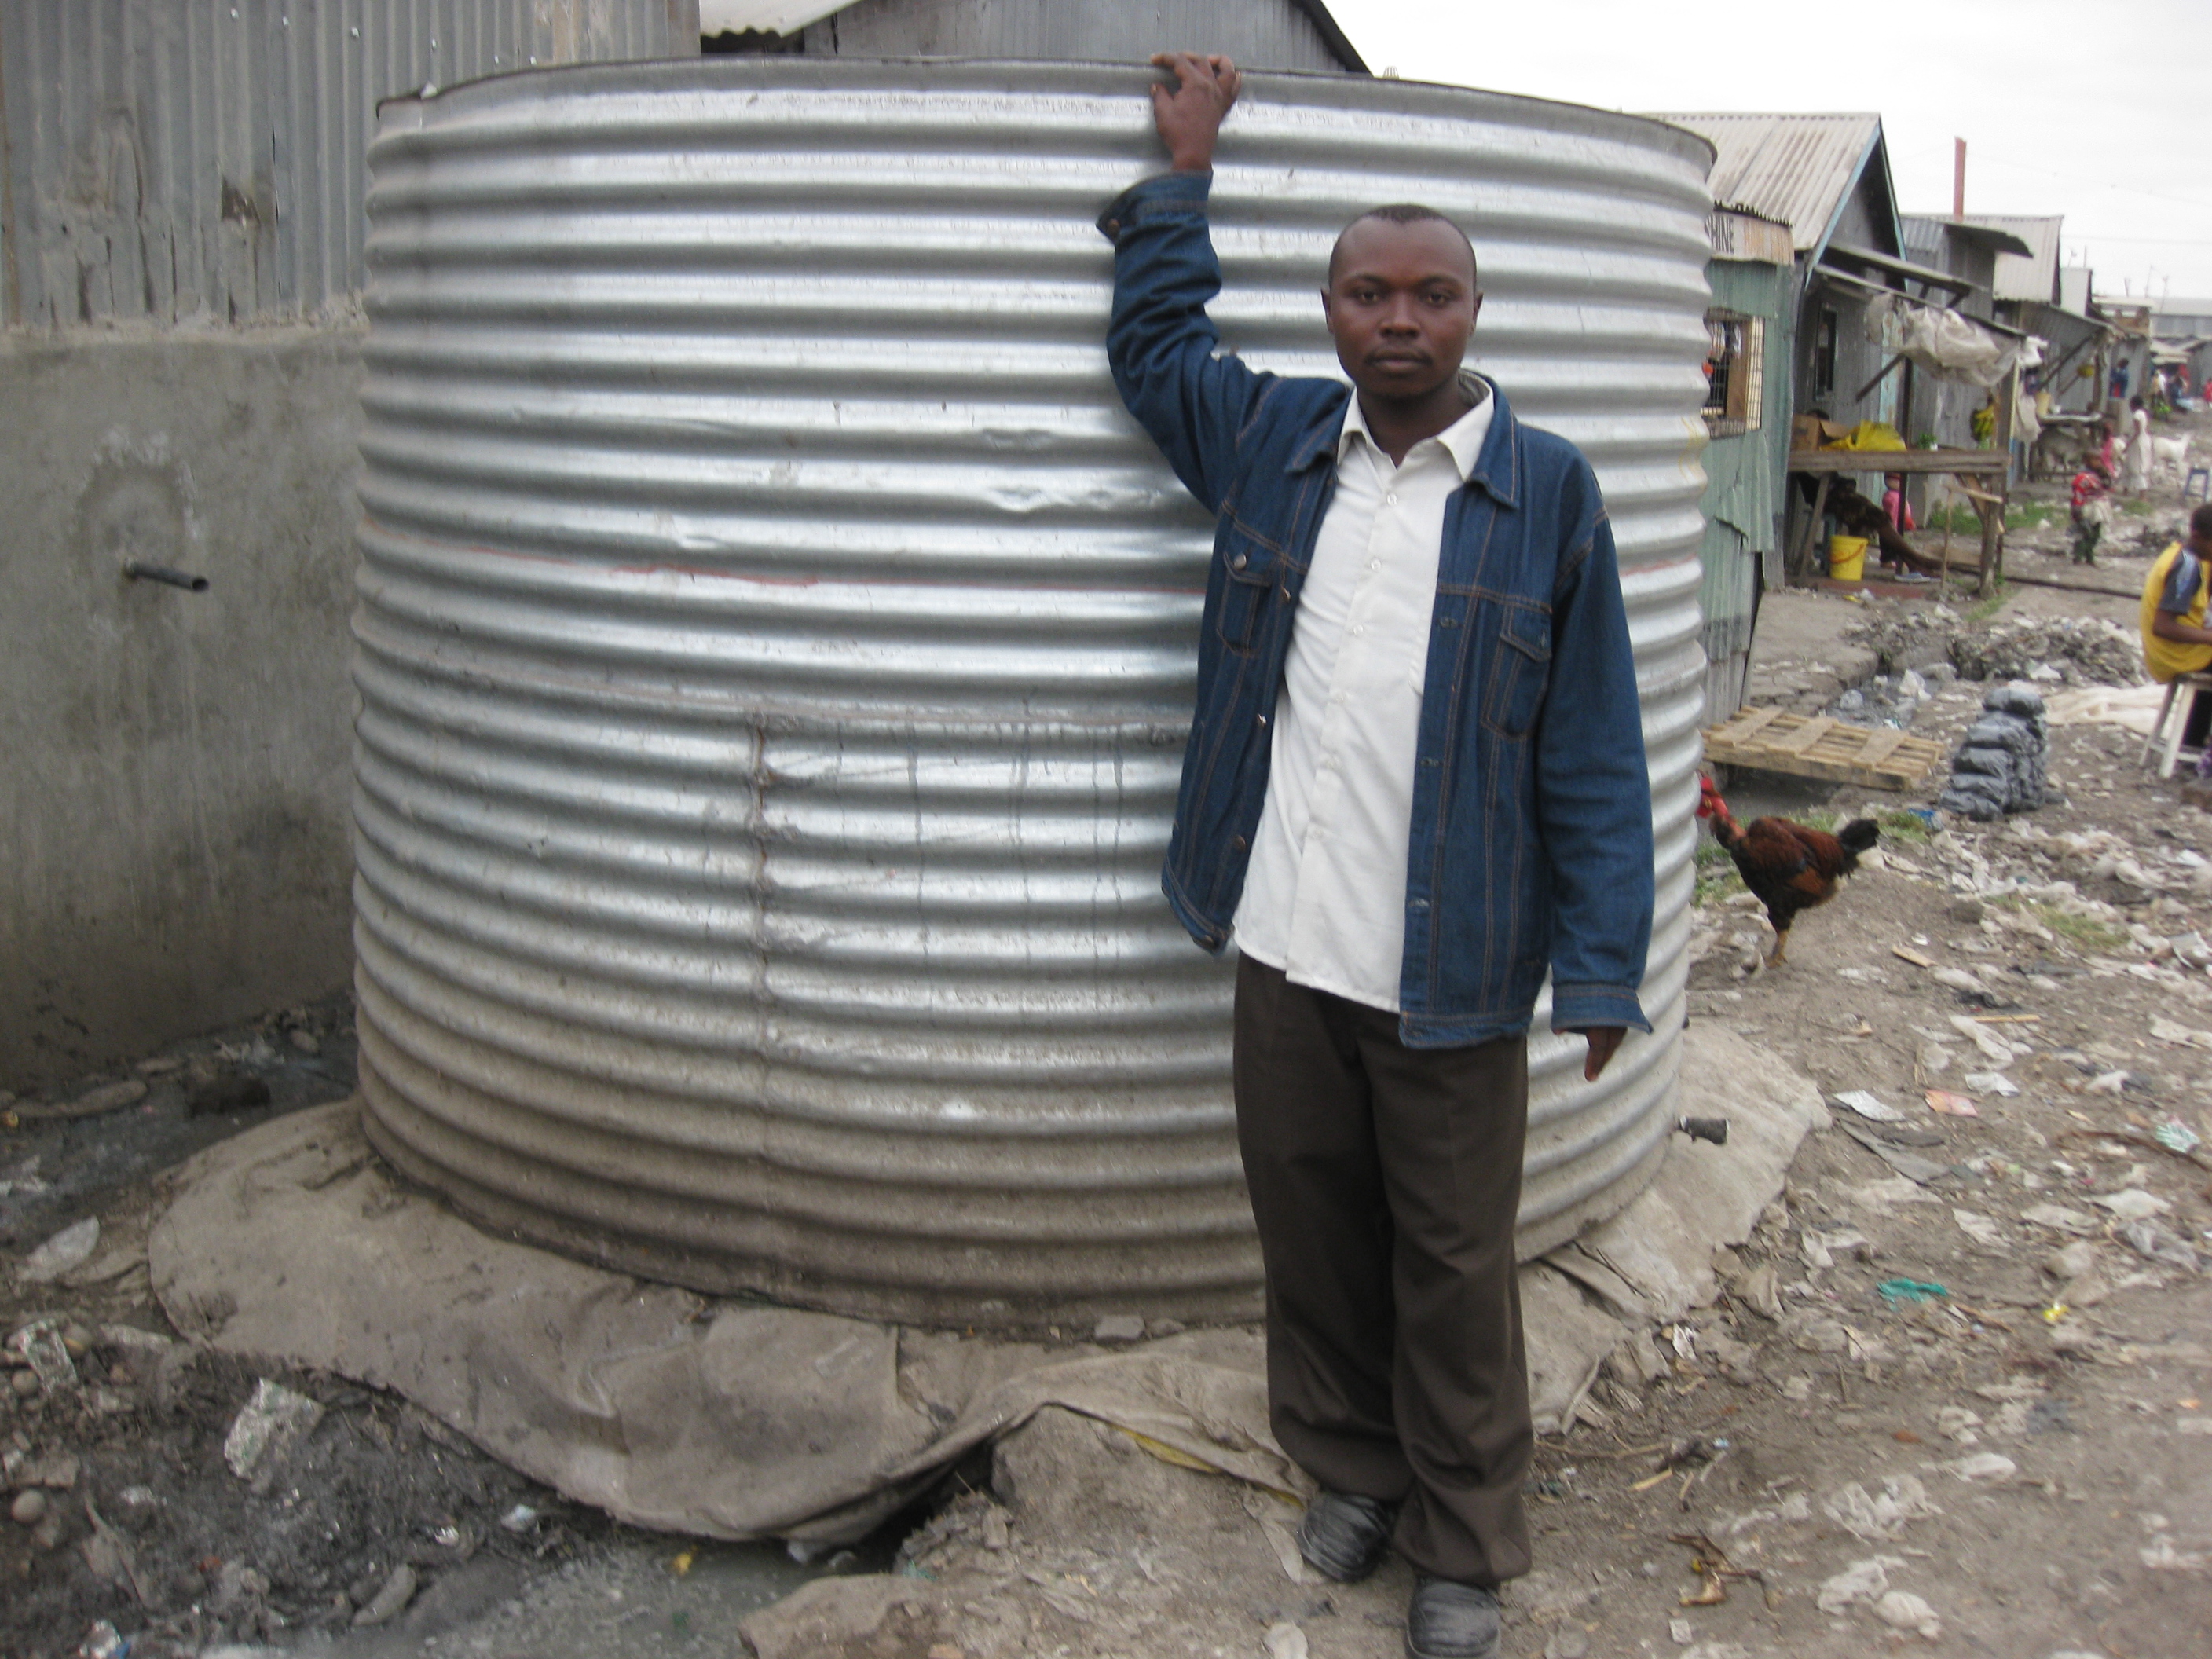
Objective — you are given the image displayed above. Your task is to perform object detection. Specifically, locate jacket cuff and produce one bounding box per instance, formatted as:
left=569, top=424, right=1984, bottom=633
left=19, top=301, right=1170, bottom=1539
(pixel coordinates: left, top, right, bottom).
left=1097, top=169, right=1213, bottom=240
left=1549, top=982, right=1653, bottom=1035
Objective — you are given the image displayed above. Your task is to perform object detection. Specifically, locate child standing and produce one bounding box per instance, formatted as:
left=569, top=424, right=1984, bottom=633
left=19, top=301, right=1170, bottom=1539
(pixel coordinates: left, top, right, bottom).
left=1881, top=474, right=1915, bottom=533
left=2071, top=459, right=2113, bottom=564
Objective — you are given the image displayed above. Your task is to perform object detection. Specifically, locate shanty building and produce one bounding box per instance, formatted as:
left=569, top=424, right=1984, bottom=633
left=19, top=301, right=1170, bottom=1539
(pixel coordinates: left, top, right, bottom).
left=1690, top=203, right=1793, bottom=717
left=1, top=0, right=1363, bottom=1082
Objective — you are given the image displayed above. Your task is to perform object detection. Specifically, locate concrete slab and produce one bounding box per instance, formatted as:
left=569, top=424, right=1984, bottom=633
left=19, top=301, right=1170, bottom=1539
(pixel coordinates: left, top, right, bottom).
left=1746, top=588, right=1881, bottom=712
left=147, top=1028, right=1826, bottom=1555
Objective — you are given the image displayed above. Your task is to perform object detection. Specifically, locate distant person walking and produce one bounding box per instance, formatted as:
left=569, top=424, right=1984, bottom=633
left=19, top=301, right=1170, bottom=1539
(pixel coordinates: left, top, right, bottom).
left=2124, top=396, right=2154, bottom=495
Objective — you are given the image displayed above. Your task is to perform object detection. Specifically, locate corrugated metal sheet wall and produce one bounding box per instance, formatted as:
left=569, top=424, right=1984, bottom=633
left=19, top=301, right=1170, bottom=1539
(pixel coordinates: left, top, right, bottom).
left=0, top=0, right=698, bottom=328
left=351, top=58, right=1716, bottom=1330
left=1697, top=257, right=1788, bottom=719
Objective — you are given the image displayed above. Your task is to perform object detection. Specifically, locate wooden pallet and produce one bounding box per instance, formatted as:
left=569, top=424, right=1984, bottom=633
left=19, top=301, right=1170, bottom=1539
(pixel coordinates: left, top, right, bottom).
left=1702, top=708, right=1946, bottom=790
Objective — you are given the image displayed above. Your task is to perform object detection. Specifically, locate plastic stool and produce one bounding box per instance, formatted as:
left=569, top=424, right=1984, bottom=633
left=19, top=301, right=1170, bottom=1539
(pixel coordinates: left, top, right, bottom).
left=2185, top=465, right=2210, bottom=504
left=2141, top=672, right=2212, bottom=777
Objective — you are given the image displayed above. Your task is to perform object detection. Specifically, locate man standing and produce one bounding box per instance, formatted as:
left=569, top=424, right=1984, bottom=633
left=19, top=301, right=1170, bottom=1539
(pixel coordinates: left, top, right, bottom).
left=1098, top=55, right=1654, bottom=1659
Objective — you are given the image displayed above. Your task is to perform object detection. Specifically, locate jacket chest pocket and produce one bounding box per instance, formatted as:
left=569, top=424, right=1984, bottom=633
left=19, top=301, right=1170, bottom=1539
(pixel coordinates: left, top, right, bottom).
left=1481, top=602, right=1552, bottom=736
left=1215, top=533, right=1279, bottom=654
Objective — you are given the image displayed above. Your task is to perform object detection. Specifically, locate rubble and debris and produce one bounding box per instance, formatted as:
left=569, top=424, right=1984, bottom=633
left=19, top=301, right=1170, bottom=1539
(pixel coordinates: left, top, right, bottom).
left=1850, top=609, right=2145, bottom=687
left=17, top=1218, right=100, bottom=1284
left=1872, top=1588, right=1943, bottom=1640
left=221, top=1378, right=326, bottom=1480
left=1834, top=1090, right=1904, bottom=1122
left=351, top=1561, right=419, bottom=1627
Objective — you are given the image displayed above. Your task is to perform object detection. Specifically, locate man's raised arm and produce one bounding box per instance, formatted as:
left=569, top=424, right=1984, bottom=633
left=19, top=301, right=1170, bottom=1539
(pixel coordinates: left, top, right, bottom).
left=1097, top=53, right=1267, bottom=515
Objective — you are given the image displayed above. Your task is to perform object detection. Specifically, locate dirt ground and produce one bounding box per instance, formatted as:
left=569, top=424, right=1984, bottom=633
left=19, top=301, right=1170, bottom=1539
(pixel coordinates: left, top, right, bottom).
left=6, top=418, right=2212, bottom=1659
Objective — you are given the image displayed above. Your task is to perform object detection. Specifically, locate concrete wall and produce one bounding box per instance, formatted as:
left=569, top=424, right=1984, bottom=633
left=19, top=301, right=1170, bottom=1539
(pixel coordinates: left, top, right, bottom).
left=1, top=328, right=365, bottom=1086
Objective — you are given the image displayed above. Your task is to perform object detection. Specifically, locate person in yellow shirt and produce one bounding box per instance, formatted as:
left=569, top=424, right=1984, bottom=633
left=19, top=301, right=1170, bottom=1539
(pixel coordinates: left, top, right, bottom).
left=2142, top=504, right=2212, bottom=684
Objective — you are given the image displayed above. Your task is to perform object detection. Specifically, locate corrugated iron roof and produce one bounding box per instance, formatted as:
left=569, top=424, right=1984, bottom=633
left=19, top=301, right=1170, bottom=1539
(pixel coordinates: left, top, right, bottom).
left=1968, top=214, right=2063, bottom=302
left=1902, top=214, right=2034, bottom=260
left=1648, top=112, right=1883, bottom=253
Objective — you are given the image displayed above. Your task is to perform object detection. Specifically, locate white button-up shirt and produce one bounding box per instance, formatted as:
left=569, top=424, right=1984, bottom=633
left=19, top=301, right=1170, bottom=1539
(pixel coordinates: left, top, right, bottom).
left=1232, top=383, right=1494, bottom=1012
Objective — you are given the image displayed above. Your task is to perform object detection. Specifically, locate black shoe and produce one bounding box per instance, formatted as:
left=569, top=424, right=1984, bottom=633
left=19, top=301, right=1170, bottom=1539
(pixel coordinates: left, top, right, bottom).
left=1295, top=1489, right=1397, bottom=1583
left=1404, top=1577, right=1502, bottom=1659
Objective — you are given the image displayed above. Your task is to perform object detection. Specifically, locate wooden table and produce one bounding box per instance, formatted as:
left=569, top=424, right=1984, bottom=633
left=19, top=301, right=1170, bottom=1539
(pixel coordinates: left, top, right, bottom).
left=1787, top=448, right=2010, bottom=593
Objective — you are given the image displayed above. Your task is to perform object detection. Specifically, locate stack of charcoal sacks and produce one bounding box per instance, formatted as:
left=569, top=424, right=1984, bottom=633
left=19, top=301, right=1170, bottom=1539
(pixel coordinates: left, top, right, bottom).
left=1937, top=684, right=2051, bottom=820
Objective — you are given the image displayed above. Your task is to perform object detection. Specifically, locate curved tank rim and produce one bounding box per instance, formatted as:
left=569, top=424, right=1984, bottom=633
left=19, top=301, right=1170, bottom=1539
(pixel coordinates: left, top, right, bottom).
left=377, top=57, right=1716, bottom=179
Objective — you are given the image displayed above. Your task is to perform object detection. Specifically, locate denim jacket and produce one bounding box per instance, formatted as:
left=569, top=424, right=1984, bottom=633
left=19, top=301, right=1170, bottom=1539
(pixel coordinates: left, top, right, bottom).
left=1101, top=170, right=1654, bottom=1047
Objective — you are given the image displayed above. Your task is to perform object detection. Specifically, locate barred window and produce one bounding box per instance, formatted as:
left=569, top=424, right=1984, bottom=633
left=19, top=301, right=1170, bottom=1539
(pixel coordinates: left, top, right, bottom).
left=1703, top=309, right=1764, bottom=438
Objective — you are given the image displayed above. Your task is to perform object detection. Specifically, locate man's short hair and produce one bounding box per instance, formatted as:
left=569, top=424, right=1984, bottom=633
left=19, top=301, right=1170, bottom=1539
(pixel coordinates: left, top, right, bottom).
left=1328, top=203, right=1478, bottom=287
left=2192, top=502, right=2212, bottom=540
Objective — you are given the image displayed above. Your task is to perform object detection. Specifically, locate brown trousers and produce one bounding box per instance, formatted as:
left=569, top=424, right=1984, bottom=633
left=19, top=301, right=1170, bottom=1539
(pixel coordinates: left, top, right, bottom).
left=1233, top=955, right=1533, bottom=1586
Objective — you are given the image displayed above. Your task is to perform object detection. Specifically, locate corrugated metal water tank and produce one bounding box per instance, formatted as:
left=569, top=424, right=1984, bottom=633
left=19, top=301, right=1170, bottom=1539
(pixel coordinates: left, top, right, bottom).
left=353, top=59, right=1714, bottom=1330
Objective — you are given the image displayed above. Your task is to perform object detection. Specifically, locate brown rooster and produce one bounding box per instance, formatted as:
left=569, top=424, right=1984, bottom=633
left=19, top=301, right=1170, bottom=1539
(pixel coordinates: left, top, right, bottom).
left=1696, top=775, right=1879, bottom=965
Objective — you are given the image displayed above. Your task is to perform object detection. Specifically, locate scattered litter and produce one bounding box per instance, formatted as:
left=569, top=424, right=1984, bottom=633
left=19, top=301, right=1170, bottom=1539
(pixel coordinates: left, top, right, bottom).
left=1846, top=1174, right=1940, bottom=1211
left=2022, top=1203, right=2097, bottom=1236
left=2090, top=1188, right=2169, bottom=1221
left=1092, top=1314, right=1145, bottom=1344
left=1959, top=1072, right=2016, bottom=1099
left=222, top=1379, right=326, bottom=1480
left=2152, top=1119, right=2202, bottom=1155
left=1952, top=1210, right=2005, bottom=1248
left=2086, top=1070, right=2129, bottom=1096
left=1734, top=1262, right=1783, bottom=1320
left=499, top=1504, right=540, bottom=1533
left=1950, top=1452, right=2017, bottom=1483
left=2117, top=1218, right=2201, bottom=1272
left=1263, top=1621, right=1309, bottom=1659
left=9, top=1318, right=78, bottom=1393
left=2148, top=1016, right=2212, bottom=1050
left=1949, top=1016, right=2019, bottom=1062
left=1837, top=1123, right=1949, bottom=1185
left=1835, top=1090, right=1905, bottom=1123
left=1877, top=1279, right=1949, bottom=1306
left=2043, top=1242, right=2099, bottom=1281
left=1801, top=1228, right=1868, bottom=1269
left=16, top=1218, right=100, bottom=1284
left=1873, top=1589, right=1942, bottom=1640
left=1819, top=1475, right=1939, bottom=1541
left=2042, top=1303, right=2069, bottom=1324
left=1816, top=1555, right=1901, bottom=1613
left=1931, top=965, right=1988, bottom=996
left=2139, top=1536, right=2209, bottom=1571
left=1924, top=1090, right=1980, bottom=1117
left=77, top=1621, right=128, bottom=1659
left=1934, top=1406, right=1983, bottom=1442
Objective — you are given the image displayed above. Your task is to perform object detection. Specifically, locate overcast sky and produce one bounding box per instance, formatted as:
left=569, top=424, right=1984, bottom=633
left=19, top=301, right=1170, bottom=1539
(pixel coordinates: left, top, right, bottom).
left=1335, top=0, right=2212, bottom=302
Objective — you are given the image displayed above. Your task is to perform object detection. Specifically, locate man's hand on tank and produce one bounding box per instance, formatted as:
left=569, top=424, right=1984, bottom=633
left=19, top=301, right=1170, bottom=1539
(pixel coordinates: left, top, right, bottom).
left=1149, top=52, right=1240, bottom=172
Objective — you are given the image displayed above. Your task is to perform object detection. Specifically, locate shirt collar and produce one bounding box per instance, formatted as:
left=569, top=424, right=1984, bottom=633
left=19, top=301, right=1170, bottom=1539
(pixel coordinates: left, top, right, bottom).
left=1336, top=372, right=1492, bottom=478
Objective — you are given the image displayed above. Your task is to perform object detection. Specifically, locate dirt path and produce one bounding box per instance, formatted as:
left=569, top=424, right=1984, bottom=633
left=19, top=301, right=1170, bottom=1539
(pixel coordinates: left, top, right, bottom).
left=6, top=433, right=2212, bottom=1657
